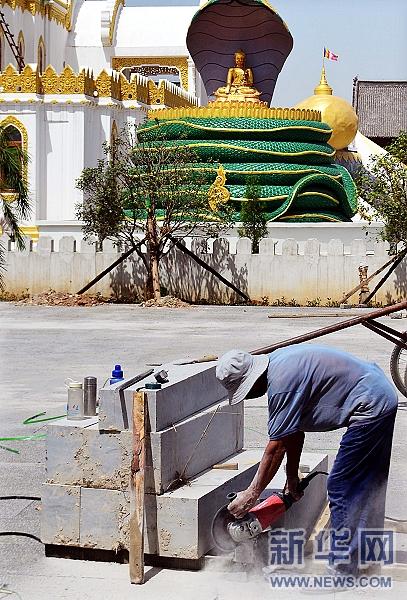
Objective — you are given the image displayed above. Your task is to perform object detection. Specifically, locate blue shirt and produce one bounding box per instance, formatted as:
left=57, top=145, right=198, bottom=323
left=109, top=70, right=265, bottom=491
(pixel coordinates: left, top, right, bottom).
left=267, top=345, right=398, bottom=440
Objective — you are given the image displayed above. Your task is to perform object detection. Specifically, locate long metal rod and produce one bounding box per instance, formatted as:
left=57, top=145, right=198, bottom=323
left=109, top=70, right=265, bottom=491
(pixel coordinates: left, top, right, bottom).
left=77, top=242, right=142, bottom=295
left=252, top=300, right=407, bottom=355
left=340, top=253, right=403, bottom=304
left=364, top=249, right=407, bottom=305
left=169, top=235, right=250, bottom=301
left=361, top=321, right=407, bottom=351
left=365, top=318, right=407, bottom=342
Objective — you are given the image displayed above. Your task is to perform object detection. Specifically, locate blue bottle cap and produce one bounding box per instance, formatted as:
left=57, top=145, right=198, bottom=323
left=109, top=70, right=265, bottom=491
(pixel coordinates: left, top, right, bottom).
left=112, top=364, right=123, bottom=378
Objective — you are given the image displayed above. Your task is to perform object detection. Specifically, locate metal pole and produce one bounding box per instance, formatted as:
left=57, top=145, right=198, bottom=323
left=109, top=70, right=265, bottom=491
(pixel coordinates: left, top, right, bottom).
left=169, top=236, right=250, bottom=302
left=252, top=299, right=407, bottom=355
left=77, top=242, right=142, bottom=295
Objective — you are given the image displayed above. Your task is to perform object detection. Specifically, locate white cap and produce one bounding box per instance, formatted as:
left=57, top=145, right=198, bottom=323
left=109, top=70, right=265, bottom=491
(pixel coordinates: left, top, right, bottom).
left=216, top=349, right=269, bottom=405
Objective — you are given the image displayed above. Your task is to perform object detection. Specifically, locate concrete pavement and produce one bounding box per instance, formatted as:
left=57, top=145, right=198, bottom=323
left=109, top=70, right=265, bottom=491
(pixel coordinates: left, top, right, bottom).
left=1, top=303, right=407, bottom=599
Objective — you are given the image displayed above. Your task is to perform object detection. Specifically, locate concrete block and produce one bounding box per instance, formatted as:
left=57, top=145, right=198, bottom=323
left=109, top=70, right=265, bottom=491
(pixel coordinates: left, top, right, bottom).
left=259, top=238, right=275, bottom=254
left=37, top=236, right=53, bottom=255
left=41, top=483, right=80, bottom=546
left=236, top=237, right=252, bottom=254
left=328, top=239, right=344, bottom=256
left=59, top=236, right=76, bottom=252
left=155, top=449, right=261, bottom=559
left=41, top=483, right=158, bottom=554
left=98, top=362, right=226, bottom=432
left=147, top=398, right=244, bottom=494
left=282, top=238, right=298, bottom=255
left=46, top=418, right=132, bottom=490
left=79, top=487, right=130, bottom=551
left=155, top=451, right=328, bottom=559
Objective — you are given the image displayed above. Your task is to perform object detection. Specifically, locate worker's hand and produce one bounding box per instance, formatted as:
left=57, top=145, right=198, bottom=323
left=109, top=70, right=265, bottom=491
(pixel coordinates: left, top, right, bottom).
left=284, top=476, right=304, bottom=502
left=227, top=488, right=258, bottom=519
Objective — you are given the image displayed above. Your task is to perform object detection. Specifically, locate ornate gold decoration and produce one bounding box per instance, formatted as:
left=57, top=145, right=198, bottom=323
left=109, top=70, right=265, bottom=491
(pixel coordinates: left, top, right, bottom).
left=148, top=105, right=322, bottom=122
left=112, top=56, right=189, bottom=91
left=0, top=64, right=39, bottom=93
left=0, top=65, right=196, bottom=107
left=41, top=65, right=95, bottom=95
left=95, top=69, right=121, bottom=99
left=314, top=67, right=333, bottom=96
left=295, top=68, right=358, bottom=150
left=120, top=72, right=149, bottom=104
left=0, top=115, right=28, bottom=181
left=208, top=165, right=230, bottom=212
left=0, top=0, right=72, bottom=31
left=109, top=0, right=124, bottom=45
left=148, top=79, right=163, bottom=105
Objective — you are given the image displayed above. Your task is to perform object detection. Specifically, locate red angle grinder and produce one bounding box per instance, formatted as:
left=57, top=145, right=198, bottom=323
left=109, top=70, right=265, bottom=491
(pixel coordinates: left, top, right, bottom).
left=211, top=471, right=328, bottom=553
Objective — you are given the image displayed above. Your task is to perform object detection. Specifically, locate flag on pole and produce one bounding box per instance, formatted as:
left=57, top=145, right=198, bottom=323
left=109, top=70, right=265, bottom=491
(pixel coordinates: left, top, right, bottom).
left=324, top=47, right=339, bottom=61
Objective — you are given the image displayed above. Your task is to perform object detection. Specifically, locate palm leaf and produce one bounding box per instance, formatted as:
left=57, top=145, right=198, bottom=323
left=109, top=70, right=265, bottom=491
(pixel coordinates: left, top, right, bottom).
left=0, top=126, right=31, bottom=286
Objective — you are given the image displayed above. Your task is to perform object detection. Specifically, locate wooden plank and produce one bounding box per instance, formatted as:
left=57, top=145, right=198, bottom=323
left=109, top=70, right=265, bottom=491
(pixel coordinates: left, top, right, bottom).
left=304, top=501, right=331, bottom=556
left=129, top=391, right=145, bottom=584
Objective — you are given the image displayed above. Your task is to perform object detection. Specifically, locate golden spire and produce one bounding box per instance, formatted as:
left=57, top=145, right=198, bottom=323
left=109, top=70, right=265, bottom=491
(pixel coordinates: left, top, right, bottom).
left=314, top=66, right=333, bottom=96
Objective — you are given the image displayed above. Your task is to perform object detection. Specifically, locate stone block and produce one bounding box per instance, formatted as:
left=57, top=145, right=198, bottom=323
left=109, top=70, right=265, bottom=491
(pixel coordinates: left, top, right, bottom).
left=41, top=483, right=80, bottom=546
left=98, top=362, right=226, bottom=433
left=147, top=398, right=244, bottom=494
left=45, top=418, right=132, bottom=491
left=41, top=483, right=158, bottom=554
left=155, top=451, right=328, bottom=559
left=46, top=398, right=242, bottom=496
left=155, top=449, right=261, bottom=559
left=80, top=487, right=130, bottom=551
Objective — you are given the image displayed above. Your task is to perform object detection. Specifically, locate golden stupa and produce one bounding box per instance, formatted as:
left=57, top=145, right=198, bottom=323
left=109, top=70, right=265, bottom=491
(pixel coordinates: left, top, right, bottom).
left=295, top=67, right=358, bottom=150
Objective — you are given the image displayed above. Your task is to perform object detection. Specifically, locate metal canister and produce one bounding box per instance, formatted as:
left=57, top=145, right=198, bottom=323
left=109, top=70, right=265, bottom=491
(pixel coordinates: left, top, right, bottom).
left=66, top=380, right=84, bottom=420
left=83, top=376, right=97, bottom=416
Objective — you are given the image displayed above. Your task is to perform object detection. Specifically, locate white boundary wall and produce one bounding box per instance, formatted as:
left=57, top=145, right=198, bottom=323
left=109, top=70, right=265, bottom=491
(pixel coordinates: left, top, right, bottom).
left=2, top=235, right=405, bottom=304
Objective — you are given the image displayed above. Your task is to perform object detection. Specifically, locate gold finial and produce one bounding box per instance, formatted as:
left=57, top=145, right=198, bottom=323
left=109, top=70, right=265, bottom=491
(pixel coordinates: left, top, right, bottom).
left=314, top=66, right=333, bottom=96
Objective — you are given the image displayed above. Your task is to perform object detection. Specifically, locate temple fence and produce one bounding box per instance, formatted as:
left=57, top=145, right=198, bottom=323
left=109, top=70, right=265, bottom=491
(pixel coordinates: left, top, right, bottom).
left=1, top=236, right=405, bottom=304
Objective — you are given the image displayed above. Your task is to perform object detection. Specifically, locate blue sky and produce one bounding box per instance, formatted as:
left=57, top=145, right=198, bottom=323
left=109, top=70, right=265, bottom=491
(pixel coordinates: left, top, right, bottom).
left=126, top=0, right=407, bottom=105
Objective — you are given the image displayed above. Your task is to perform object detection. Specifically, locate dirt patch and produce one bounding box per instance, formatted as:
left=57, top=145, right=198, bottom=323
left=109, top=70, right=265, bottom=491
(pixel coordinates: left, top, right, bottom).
left=141, top=295, right=191, bottom=308
left=17, top=290, right=110, bottom=307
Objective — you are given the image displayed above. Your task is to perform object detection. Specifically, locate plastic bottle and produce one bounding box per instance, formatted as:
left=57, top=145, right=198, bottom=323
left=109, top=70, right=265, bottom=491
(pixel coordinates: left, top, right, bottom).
left=83, top=376, right=97, bottom=416
left=66, top=380, right=84, bottom=420
left=110, top=364, right=124, bottom=385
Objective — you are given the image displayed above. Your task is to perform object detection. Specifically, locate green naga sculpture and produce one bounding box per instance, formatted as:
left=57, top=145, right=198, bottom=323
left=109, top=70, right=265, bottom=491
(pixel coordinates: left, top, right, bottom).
left=137, top=0, right=357, bottom=223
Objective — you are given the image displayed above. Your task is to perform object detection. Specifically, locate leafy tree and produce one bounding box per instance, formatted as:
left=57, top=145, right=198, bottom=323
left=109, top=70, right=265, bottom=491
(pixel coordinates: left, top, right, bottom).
left=238, top=180, right=268, bottom=253
left=76, top=125, right=233, bottom=300
left=0, top=125, right=30, bottom=287
left=356, top=131, right=407, bottom=246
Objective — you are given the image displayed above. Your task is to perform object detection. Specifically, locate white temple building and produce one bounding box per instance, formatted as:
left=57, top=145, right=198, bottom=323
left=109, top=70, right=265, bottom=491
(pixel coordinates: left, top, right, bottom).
left=0, top=0, right=393, bottom=246
left=0, top=0, right=204, bottom=241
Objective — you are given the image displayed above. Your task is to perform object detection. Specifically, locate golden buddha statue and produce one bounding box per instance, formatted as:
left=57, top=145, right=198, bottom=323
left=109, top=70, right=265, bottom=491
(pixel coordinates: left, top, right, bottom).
left=214, top=50, right=263, bottom=104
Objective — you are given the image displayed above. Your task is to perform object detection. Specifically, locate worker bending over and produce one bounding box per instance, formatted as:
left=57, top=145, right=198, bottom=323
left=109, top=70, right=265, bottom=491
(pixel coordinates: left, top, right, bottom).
left=216, top=345, right=398, bottom=576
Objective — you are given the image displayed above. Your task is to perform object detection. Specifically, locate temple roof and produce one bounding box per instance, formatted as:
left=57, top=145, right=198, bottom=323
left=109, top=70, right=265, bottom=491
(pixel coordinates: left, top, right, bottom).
left=352, top=79, right=407, bottom=139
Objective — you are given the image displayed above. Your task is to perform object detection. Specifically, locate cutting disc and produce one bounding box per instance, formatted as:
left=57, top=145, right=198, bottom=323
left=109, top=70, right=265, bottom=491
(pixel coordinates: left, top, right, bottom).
left=211, top=505, right=238, bottom=553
